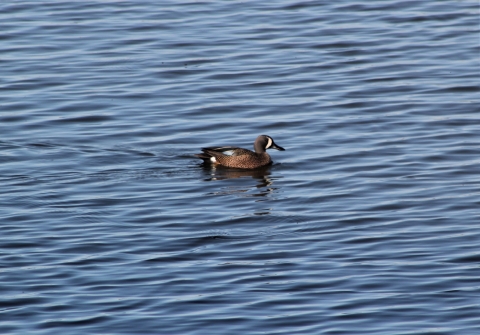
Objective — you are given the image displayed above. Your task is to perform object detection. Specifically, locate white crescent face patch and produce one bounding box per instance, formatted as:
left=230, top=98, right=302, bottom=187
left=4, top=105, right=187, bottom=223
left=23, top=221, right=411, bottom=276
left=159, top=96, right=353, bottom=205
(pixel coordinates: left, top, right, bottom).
left=266, top=137, right=273, bottom=149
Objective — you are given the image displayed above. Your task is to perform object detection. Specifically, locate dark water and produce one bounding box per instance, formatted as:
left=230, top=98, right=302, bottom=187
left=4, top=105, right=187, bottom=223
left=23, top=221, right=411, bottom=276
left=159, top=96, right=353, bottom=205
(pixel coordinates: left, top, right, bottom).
left=1, top=1, right=479, bottom=334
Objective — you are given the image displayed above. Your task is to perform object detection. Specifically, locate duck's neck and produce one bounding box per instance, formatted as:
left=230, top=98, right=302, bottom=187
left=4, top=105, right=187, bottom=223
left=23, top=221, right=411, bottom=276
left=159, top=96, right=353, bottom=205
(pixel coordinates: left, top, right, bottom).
left=254, top=142, right=266, bottom=153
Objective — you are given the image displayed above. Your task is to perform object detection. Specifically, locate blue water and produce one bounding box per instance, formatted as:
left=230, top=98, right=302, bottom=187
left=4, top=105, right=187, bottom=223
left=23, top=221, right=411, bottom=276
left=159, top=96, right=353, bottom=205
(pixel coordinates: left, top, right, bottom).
left=1, top=1, right=479, bottom=334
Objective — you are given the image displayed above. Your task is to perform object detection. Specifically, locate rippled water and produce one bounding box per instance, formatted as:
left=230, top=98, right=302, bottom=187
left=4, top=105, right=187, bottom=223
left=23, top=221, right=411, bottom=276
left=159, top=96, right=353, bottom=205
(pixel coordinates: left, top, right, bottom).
left=1, top=1, right=479, bottom=334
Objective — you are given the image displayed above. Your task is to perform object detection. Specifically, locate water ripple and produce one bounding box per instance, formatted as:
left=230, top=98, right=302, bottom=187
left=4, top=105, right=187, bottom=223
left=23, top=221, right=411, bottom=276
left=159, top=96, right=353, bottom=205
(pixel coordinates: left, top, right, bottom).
left=1, top=0, right=479, bottom=334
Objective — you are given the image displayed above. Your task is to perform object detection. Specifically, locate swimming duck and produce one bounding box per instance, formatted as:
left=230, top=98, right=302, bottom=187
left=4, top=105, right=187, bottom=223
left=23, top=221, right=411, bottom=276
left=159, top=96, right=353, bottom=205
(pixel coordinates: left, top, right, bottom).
left=194, top=135, right=285, bottom=169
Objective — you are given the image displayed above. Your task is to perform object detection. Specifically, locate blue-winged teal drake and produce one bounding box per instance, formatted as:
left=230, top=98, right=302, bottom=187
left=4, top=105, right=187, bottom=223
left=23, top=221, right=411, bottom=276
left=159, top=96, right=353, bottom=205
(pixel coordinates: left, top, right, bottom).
left=194, top=135, right=285, bottom=169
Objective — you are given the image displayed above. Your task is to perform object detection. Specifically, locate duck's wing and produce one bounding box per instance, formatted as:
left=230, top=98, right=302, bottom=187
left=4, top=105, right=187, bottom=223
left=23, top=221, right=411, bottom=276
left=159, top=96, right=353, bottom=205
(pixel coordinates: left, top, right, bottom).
left=202, top=146, right=245, bottom=156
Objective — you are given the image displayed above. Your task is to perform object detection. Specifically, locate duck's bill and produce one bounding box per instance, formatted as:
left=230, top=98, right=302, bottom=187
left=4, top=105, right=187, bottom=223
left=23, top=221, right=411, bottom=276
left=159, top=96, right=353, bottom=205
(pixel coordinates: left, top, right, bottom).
left=271, top=142, right=285, bottom=151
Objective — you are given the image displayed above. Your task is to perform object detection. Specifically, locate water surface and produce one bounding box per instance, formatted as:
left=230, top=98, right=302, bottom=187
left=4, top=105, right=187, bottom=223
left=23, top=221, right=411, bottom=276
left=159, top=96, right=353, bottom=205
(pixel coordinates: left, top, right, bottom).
left=1, top=1, right=479, bottom=334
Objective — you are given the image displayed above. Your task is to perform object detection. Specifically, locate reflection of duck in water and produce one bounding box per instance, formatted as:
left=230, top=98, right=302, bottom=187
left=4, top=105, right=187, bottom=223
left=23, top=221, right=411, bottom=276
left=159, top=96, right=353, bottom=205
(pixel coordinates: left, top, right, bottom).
left=202, top=164, right=274, bottom=191
left=194, top=135, right=285, bottom=169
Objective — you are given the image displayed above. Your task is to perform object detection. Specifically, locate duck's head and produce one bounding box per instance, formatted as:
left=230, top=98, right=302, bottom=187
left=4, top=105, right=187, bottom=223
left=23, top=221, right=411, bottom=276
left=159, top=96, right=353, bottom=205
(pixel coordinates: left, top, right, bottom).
left=254, top=135, right=285, bottom=153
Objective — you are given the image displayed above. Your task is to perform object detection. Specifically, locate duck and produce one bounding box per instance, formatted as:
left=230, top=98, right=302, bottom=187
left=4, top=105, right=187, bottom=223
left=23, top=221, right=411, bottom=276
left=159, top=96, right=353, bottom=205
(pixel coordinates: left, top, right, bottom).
left=194, top=135, right=285, bottom=169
